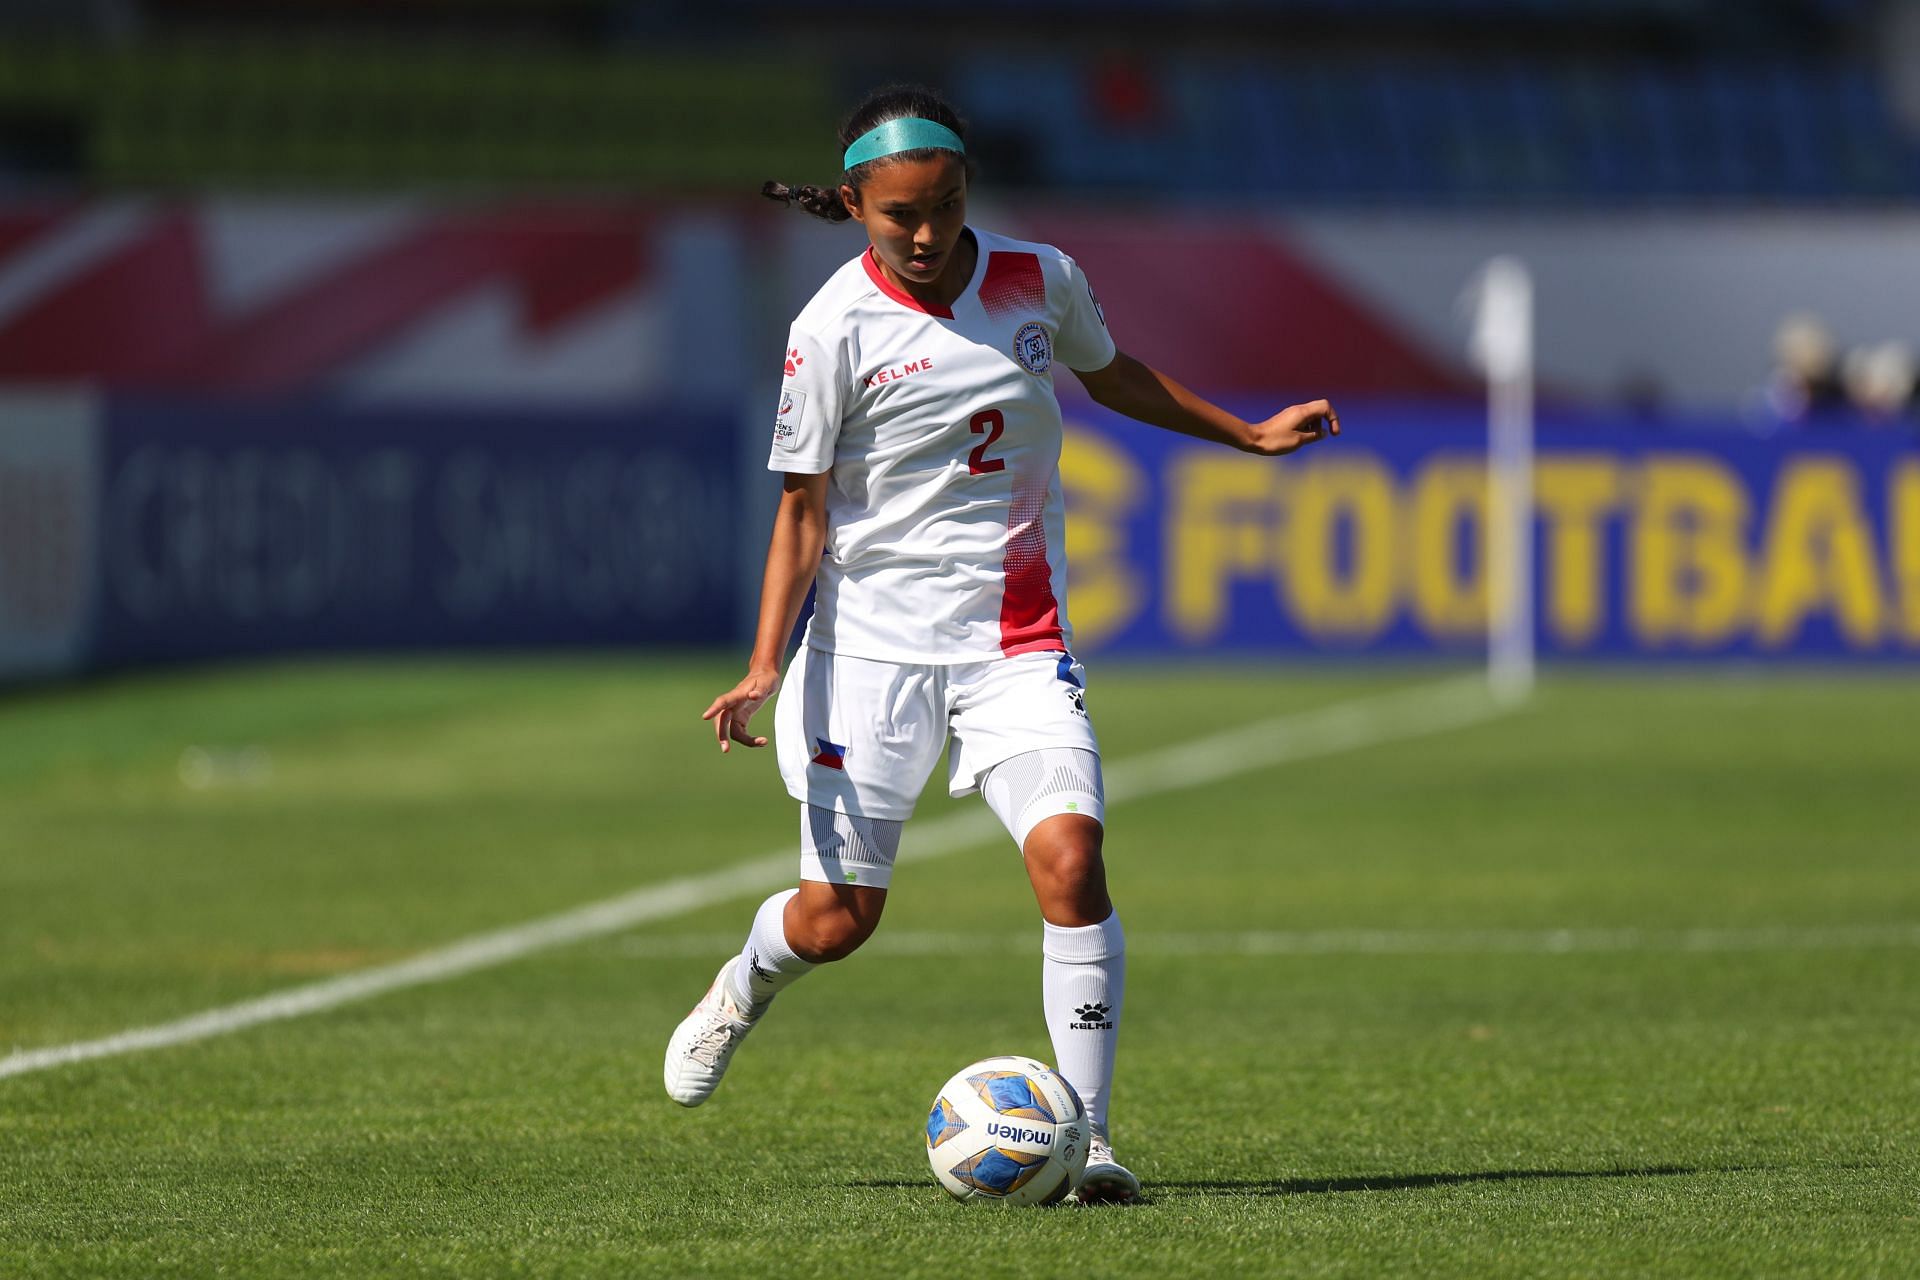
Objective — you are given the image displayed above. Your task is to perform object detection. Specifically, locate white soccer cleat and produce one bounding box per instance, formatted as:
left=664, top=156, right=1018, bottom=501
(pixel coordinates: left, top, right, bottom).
left=663, top=958, right=761, bottom=1107
left=1071, top=1131, right=1142, bottom=1205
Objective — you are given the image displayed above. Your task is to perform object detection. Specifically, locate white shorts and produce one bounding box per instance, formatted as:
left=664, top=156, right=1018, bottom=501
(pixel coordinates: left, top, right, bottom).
left=774, top=646, right=1100, bottom=821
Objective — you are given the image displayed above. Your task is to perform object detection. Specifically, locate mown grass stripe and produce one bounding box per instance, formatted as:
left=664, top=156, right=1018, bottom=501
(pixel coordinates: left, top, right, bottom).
left=610, top=923, right=1920, bottom=959
left=0, top=675, right=1504, bottom=1081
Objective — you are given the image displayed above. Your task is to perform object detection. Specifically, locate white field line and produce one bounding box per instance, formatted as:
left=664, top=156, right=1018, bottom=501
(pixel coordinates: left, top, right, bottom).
left=611, top=923, right=1920, bottom=960
left=0, top=674, right=1502, bottom=1082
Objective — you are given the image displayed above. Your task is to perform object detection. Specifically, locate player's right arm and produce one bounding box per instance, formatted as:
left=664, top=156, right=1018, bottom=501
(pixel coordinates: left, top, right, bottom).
left=702, top=469, right=830, bottom=753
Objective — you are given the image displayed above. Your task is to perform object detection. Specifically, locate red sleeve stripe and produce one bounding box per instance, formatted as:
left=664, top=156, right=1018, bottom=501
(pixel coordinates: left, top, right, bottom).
left=978, top=251, right=1046, bottom=321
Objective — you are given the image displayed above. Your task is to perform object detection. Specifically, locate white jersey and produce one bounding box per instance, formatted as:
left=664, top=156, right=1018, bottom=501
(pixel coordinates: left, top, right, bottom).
left=769, top=226, right=1116, bottom=663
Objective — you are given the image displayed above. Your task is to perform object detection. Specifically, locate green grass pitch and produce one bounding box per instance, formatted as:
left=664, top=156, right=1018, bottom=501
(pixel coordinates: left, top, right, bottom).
left=2, top=659, right=1917, bottom=1278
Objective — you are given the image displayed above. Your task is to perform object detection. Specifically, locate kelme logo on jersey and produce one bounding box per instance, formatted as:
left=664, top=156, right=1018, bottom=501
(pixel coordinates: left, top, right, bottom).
left=865, top=357, right=934, bottom=387
left=1013, top=321, right=1052, bottom=375
left=784, top=347, right=805, bottom=376
left=773, top=388, right=805, bottom=450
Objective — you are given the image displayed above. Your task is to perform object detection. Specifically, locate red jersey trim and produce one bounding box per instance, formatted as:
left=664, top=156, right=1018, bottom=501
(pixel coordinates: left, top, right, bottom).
left=1001, top=634, right=1067, bottom=657
left=978, top=251, right=1046, bottom=321
left=862, top=248, right=954, bottom=319
left=999, top=485, right=1063, bottom=655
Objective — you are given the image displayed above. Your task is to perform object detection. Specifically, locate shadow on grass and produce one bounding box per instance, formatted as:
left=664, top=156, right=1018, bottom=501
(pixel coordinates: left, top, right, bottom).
left=1158, top=1165, right=1729, bottom=1197
left=847, top=1165, right=1739, bottom=1198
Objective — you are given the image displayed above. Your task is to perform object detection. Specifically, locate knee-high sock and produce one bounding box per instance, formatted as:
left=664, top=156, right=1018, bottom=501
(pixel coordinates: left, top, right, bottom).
left=1042, top=911, right=1125, bottom=1136
left=727, top=888, right=814, bottom=1012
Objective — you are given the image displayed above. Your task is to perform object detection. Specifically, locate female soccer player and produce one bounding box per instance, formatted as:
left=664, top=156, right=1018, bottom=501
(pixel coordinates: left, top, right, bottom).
left=664, top=85, right=1338, bottom=1204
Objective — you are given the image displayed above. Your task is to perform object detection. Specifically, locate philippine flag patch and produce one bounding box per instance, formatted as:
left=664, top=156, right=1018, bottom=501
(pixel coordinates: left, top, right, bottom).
left=810, top=738, right=847, bottom=770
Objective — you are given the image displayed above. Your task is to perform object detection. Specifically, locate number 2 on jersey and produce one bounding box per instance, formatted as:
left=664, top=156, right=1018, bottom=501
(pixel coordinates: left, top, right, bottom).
left=967, top=409, right=1006, bottom=475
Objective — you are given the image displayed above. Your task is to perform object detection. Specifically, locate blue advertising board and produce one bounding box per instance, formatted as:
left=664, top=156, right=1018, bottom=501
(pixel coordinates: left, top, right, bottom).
left=89, top=399, right=740, bottom=666
left=1059, top=400, right=1920, bottom=661
left=8, top=392, right=1915, bottom=679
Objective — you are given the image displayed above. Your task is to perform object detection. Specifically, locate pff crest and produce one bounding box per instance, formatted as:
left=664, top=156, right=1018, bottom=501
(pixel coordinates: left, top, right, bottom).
left=1012, top=321, right=1053, bottom=375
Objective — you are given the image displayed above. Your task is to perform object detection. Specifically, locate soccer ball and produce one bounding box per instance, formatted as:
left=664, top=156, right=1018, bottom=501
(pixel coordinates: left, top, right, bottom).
left=924, top=1054, right=1088, bottom=1206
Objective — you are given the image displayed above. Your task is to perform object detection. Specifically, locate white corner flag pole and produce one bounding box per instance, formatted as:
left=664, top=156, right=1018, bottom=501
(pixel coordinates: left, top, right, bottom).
left=1467, top=257, right=1536, bottom=707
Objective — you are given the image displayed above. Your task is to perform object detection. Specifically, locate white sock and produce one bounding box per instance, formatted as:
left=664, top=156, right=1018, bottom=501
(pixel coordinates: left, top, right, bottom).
left=727, top=889, right=814, bottom=1012
left=1042, top=911, right=1125, bottom=1137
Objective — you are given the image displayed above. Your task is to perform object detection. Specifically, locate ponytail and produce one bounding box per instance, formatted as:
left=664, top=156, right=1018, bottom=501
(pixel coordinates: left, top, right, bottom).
left=761, top=179, right=851, bottom=222
left=759, top=83, right=971, bottom=223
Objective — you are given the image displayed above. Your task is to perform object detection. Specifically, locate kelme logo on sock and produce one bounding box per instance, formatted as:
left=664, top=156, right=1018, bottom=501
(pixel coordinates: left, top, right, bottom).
left=1070, top=1001, right=1113, bottom=1030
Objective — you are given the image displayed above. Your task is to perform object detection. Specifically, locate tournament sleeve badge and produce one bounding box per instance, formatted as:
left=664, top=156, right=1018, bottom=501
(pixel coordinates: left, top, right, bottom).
left=773, top=387, right=806, bottom=450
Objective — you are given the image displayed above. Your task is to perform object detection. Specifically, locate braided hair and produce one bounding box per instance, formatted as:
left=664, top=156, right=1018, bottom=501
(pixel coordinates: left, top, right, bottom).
left=763, top=84, right=973, bottom=222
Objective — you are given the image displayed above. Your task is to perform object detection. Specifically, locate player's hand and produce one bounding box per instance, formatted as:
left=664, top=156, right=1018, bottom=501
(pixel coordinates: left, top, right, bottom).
left=702, top=669, right=780, bottom=753
left=1244, top=399, right=1340, bottom=456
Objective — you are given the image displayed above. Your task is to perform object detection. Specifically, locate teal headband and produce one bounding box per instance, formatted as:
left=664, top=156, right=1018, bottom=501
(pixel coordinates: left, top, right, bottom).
left=842, top=117, right=965, bottom=171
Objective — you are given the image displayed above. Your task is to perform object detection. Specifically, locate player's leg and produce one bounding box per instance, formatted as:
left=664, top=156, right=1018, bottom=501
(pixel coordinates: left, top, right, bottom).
left=731, top=810, right=899, bottom=1005
left=1003, top=789, right=1123, bottom=1135
left=951, top=652, right=1140, bottom=1202
left=664, top=648, right=937, bottom=1107
left=663, top=807, right=901, bottom=1107
left=979, top=750, right=1138, bottom=1202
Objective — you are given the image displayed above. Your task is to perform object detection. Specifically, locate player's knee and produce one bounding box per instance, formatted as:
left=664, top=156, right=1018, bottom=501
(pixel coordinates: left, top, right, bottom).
left=1023, top=816, right=1111, bottom=924
left=790, top=911, right=874, bottom=962
left=788, top=886, right=885, bottom=962
left=1025, top=815, right=1104, bottom=880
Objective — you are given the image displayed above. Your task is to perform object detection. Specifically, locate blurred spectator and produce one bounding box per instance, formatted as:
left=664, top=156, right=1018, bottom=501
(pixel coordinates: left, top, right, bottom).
left=1616, top=370, right=1670, bottom=422
left=1884, top=0, right=1920, bottom=138
left=1840, top=341, right=1919, bottom=426
left=1760, top=312, right=1847, bottom=426
left=1089, top=55, right=1162, bottom=132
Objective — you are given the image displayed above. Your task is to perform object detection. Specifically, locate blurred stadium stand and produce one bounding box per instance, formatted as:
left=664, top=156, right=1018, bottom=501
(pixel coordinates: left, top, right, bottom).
left=3, top=0, right=1917, bottom=680
left=0, top=40, right=837, bottom=189
left=0, top=0, right=1913, bottom=201
left=957, top=58, right=1917, bottom=203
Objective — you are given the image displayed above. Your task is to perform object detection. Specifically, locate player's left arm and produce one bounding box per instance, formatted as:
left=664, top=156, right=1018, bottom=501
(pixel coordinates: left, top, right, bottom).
left=1073, top=350, right=1339, bottom=457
